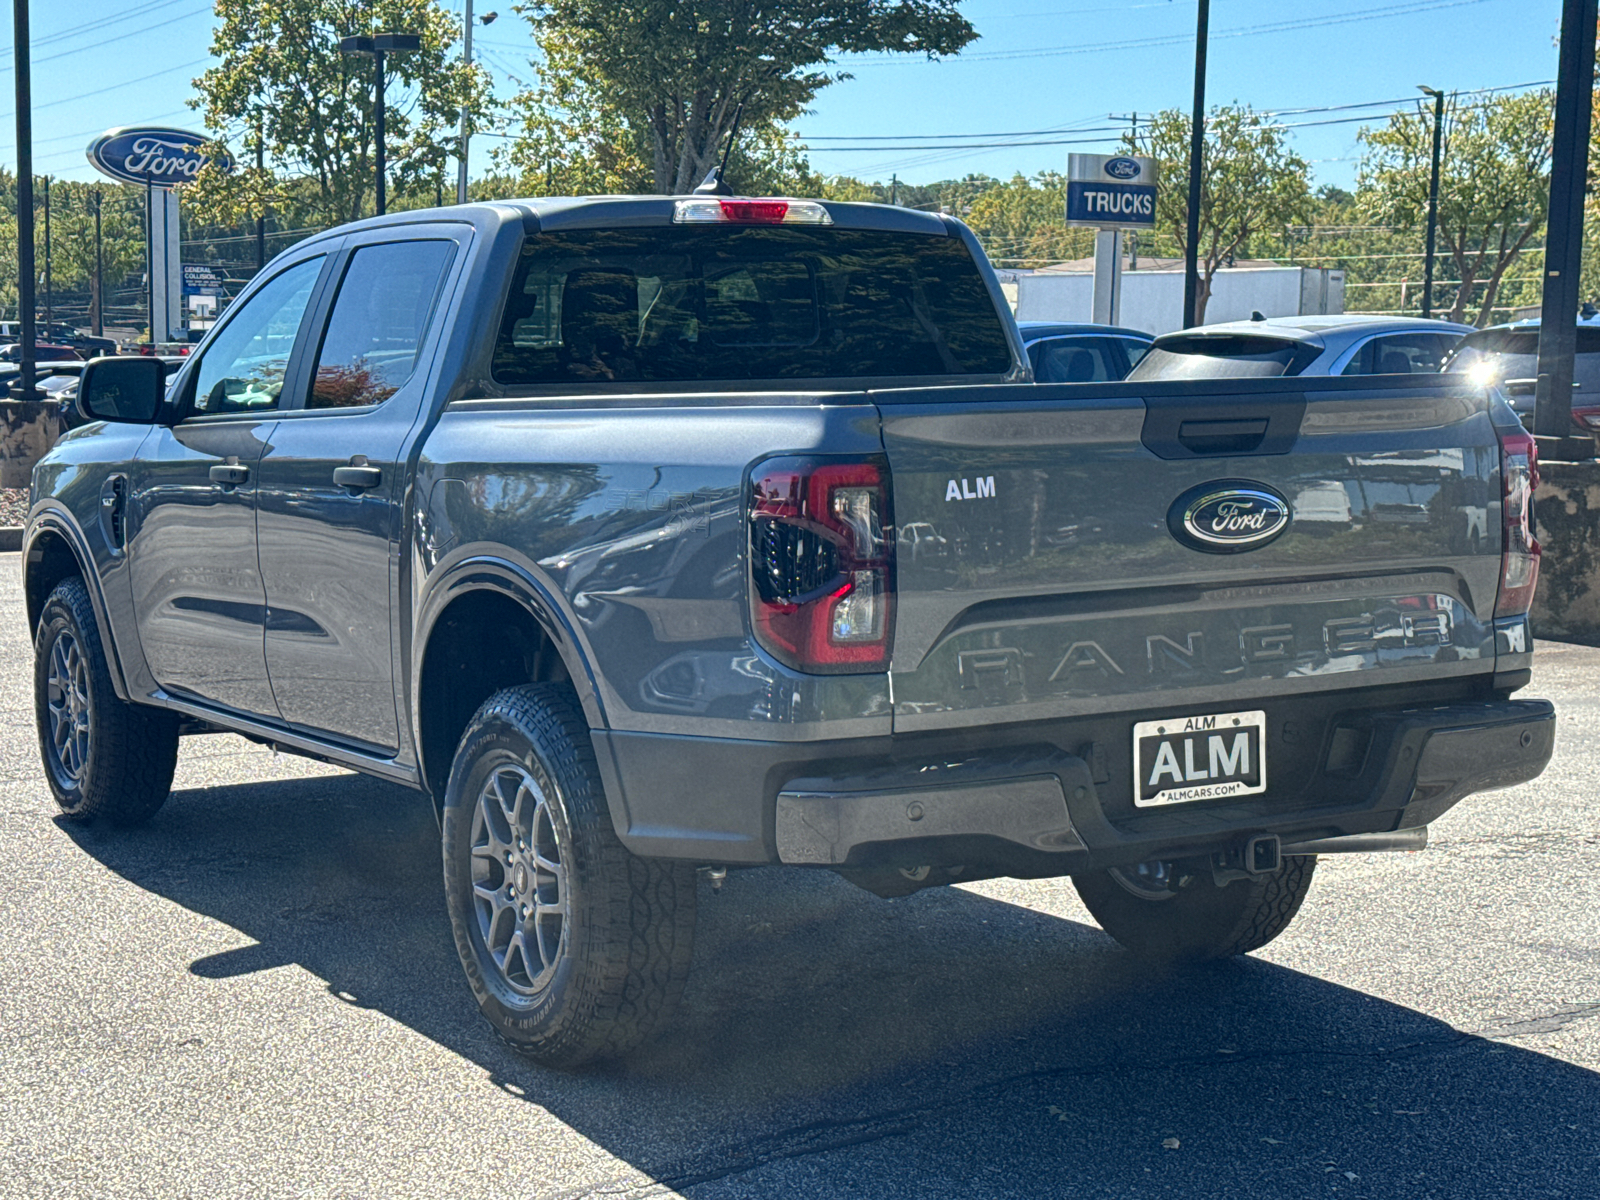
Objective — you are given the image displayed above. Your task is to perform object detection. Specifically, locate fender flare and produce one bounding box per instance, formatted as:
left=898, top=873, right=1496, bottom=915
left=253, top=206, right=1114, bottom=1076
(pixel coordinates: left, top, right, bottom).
left=409, top=552, right=610, bottom=786
left=23, top=509, right=134, bottom=702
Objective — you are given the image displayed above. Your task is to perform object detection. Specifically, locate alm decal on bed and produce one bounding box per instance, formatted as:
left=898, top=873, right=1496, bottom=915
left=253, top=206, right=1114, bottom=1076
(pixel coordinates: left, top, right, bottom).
left=946, top=476, right=995, bottom=501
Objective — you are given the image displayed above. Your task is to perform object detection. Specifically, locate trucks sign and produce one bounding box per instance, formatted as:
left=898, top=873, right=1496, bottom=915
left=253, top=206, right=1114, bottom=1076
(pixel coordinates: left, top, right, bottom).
left=1065, top=153, right=1158, bottom=229
left=86, top=127, right=232, bottom=189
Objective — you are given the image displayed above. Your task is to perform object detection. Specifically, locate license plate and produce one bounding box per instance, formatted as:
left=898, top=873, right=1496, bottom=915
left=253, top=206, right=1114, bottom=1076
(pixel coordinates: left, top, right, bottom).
left=1133, top=709, right=1267, bottom=807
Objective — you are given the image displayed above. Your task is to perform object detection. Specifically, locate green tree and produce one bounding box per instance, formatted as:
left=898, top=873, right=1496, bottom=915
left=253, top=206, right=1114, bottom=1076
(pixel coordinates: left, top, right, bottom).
left=41, top=183, right=146, bottom=334
left=511, top=0, right=977, bottom=195
left=1124, top=105, right=1312, bottom=324
left=964, top=173, right=1095, bottom=267
left=185, top=0, right=492, bottom=228
left=1358, top=90, right=1553, bottom=327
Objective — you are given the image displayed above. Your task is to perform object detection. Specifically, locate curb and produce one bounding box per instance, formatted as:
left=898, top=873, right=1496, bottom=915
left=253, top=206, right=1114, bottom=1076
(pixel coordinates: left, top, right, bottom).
left=0, top=528, right=21, bottom=552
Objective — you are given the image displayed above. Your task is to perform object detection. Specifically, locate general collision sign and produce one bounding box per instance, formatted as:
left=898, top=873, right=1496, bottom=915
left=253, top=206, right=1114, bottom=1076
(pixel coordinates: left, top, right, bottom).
left=1065, top=153, right=1158, bottom=229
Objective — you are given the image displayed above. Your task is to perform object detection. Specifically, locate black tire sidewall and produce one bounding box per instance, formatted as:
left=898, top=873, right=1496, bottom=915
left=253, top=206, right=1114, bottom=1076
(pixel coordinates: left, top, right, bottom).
left=441, top=705, right=590, bottom=1044
left=34, top=586, right=99, bottom=813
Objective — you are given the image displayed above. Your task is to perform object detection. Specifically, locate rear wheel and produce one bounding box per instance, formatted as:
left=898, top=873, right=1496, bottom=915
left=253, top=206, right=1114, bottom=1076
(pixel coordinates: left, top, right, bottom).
left=33, top=576, right=180, bottom=825
left=440, top=683, right=697, bottom=1068
left=1073, top=855, right=1317, bottom=962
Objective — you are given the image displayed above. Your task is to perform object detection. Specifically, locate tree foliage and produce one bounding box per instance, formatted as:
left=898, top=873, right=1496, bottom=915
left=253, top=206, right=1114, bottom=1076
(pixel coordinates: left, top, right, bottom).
left=185, top=0, right=491, bottom=227
left=1359, top=90, right=1552, bottom=327
left=510, top=0, right=977, bottom=194
left=1123, top=105, right=1312, bottom=323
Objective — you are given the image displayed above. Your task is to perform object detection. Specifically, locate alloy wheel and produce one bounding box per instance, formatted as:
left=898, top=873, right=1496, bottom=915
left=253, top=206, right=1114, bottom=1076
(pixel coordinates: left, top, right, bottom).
left=469, top=762, right=569, bottom=996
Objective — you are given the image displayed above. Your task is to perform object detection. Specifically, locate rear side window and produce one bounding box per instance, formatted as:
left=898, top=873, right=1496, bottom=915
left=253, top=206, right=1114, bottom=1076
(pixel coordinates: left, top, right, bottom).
left=492, top=227, right=1013, bottom=385
left=1127, top=335, right=1318, bottom=380
left=1341, top=333, right=1456, bottom=376
left=309, top=240, right=455, bottom=409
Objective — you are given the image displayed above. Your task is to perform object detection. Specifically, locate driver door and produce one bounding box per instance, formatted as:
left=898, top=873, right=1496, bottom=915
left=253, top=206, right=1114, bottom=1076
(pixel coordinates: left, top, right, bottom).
left=127, top=251, right=333, bottom=718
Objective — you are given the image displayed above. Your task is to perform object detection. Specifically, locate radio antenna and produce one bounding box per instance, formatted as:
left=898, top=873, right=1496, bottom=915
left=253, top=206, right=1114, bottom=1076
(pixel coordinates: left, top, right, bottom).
left=693, top=101, right=745, bottom=196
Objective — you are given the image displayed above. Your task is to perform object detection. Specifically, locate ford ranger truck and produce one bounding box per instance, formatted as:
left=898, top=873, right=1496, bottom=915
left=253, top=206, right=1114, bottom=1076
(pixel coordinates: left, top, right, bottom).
left=28, top=196, right=1554, bottom=1066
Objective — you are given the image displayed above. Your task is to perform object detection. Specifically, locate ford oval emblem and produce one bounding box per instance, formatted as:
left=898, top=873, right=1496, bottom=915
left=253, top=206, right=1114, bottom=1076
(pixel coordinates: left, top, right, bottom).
left=1105, top=156, right=1141, bottom=180
left=85, top=126, right=233, bottom=189
left=1168, top=480, right=1291, bottom=553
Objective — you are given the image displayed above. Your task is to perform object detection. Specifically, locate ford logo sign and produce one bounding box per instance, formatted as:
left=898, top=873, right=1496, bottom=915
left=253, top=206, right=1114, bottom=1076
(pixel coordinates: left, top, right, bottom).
left=1104, top=156, right=1141, bottom=180
left=1168, top=481, right=1291, bottom=553
left=86, top=127, right=233, bottom=189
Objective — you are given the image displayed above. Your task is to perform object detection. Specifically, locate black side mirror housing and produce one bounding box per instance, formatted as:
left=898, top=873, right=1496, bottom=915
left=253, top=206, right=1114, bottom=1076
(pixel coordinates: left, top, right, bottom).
left=78, top=356, right=168, bottom=424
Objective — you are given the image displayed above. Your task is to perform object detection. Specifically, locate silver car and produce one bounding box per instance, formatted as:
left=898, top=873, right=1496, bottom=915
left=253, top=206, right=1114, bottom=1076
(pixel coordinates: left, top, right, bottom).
left=1127, top=314, right=1475, bottom=380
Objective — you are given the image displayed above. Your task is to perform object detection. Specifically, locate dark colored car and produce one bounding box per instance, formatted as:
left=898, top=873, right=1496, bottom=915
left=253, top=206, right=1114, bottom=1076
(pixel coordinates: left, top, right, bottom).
left=1441, top=320, right=1600, bottom=441
left=0, top=342, right=81, bottom=364
left=1017, top=320, right=1153, bottom=381
left=26, top=195, right=1553, bottom=1068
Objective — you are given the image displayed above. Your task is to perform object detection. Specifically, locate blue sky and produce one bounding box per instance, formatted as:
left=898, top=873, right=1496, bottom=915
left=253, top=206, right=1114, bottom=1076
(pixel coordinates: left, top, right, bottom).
left=0, top=0, right=1561, bottom=191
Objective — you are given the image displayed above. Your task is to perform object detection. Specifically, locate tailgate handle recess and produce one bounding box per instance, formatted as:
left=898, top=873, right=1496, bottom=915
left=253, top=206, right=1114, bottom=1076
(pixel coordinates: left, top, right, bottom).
left=1178, top=418, right=1268, bottom=455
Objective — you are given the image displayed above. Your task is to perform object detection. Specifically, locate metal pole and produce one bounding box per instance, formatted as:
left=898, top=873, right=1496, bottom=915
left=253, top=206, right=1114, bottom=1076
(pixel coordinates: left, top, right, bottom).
left=93, top=191, right=103, bottom=338
left=42, top=174, right=51, bottom=330
left=456, top=0, right=472, bottom=204
left=1421, top=89, right=1444, bottom=319
left=374, top=47, right=387, bottom=216
left=256, top=125, right=266, bottom=271
left=1181, top=0, right=1209, bottom=329
left=1534, top=0, right=1599, bottom=455
left=13, top=0, right=38, bottom=399
left=145, top=177, right=154, bottom=346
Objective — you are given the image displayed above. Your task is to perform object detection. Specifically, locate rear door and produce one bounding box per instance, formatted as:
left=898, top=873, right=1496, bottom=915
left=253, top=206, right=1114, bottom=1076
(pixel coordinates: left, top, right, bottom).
left=254, top=226, right=465, bottom=751
left=875, top=375, right=1502, bottom=732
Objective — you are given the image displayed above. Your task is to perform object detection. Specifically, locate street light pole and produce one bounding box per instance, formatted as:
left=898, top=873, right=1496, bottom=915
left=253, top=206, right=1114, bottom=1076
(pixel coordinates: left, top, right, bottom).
left=341, top=33, right=421, bottom=218
left=1418, top=86, right=1445, bottom=320
left=93, top=190, right=103, bottom=337
left=1181, top=0, right=1209, bottom=329
left=373, top=45, right=387, bottom=215
left=12, top=0, right=38, bottom=399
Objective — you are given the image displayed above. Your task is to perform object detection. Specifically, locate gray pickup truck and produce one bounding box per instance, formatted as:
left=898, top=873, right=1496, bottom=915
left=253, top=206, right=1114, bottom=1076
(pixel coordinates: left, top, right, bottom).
left=27, top=195, right=1554, bottom=1066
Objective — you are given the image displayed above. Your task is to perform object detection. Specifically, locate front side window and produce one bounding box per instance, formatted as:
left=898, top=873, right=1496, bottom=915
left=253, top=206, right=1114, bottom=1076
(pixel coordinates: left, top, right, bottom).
left=309, top=240, right=456, bottom=409
left=492, top=226, right=1013, bottom=385
left=190, top=256, right=324, bottom=414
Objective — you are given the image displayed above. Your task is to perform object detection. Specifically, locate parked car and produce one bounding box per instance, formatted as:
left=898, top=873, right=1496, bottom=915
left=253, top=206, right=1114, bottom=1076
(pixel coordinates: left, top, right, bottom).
left=1017, top=321, right=1153, bottom=382
left=0, top=342, right=81, bottom=364
left=1441, top=320, right=1600, bottom=441
left=1128, top=315, right=1473, bottom=381
left=29, top=196, right=1552, bottom=1068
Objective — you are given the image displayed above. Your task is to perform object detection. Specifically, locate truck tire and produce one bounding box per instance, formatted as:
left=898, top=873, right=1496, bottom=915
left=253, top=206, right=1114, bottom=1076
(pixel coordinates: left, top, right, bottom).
left=440, top=683, right=697, bottom=1067
left=33, top=576, right=180, bottom=825
left=1073, top=855, right=1317, bottom=962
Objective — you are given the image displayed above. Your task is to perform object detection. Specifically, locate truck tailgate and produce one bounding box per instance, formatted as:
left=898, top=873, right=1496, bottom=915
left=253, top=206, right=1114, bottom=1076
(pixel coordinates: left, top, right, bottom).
left=875, top=376, right=1506, bottom=732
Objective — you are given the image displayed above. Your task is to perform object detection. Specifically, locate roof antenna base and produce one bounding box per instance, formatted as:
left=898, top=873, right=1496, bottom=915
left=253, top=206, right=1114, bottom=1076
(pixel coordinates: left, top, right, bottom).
left=692, top=166, right=735, bottom=197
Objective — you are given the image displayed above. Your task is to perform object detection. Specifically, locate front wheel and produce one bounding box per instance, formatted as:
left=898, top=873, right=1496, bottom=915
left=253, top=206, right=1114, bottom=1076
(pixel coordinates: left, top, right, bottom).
left=1073, top=855, right=1317, bottom=962
left=440, top=683, right=697, bottom=1068
left=33, top=577, right=180, bottom=825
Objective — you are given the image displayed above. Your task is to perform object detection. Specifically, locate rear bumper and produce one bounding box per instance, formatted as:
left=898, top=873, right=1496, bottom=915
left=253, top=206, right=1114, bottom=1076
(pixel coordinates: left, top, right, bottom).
left=592, top=693, right=1554, bottom=872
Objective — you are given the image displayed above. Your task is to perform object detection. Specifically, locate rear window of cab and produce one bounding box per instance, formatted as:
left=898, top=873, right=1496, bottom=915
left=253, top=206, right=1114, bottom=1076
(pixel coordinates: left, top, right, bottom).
left=491, top=226, right=1014, bottom=386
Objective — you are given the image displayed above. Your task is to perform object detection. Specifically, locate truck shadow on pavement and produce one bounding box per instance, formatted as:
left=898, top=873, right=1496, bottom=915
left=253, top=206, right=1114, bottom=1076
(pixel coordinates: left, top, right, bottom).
left=64, top=769, right=1600, bottom=1199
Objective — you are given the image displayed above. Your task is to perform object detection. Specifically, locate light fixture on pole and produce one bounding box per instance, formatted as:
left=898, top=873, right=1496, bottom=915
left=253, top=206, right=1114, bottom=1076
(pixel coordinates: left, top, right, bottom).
left=1417, top=86, right=1445, bottom=320
left=340, top=31, right=422, bottom=216
left=457, top=7, right=497, bottom=205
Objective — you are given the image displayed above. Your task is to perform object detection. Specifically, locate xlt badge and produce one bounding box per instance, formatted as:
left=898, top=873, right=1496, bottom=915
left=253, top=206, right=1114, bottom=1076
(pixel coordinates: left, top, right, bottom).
left=1168, top=479, right=1290, bottom=553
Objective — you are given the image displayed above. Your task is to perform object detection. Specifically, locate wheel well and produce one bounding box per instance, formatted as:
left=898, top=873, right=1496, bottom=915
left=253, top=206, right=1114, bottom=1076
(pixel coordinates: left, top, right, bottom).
left=25, top=531, right=83, bottom=633
left=416, top=589, right=573, bottom=802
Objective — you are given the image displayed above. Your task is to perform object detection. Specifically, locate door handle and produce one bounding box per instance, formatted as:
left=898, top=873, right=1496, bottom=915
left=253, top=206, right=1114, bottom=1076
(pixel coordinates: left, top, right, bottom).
left=209, top=463, right=249, bottom=486
left=333, top=457, right=382, bottom=490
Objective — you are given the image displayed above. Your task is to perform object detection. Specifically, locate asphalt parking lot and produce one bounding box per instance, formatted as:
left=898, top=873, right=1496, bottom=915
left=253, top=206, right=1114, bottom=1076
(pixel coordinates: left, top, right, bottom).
left=0, top=553, right=1595, bottom=1199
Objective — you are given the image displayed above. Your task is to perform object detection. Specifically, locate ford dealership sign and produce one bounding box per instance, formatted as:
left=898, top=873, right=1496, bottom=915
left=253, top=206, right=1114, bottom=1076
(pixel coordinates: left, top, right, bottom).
left=86, top=127, right=232, bottom=188
left=1103, top=156, right=1142, bottom=180
left=1065, top=152, right=1158, bottom=229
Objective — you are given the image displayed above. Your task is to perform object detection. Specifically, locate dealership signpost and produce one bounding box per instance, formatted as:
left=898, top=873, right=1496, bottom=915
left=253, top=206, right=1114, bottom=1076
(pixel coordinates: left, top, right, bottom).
left=1066, top=153, right=1158, bottom=326
left=85, top=127, right=232, bottom=344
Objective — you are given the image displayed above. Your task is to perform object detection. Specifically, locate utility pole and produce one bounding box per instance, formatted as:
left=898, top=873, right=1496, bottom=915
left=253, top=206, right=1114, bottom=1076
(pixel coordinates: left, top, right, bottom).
left=13, top=0, right=39, bottom=399
left=1418, top=86, right=1445, bottom=319
left=1534, top=0, right=1599, bottom=458
left=890, top=174, right=898, bottom=206
left=1182, top=0, right=1209, bottom=329
left=255, top=119, right=266, bottom=272
left=42, top=174, right=51, bottom=331
left=1128, top=112, right=1140, bottom=270
left=92, top=190, right=103, bottom=337
left=457, top=0, right=474, bottom=204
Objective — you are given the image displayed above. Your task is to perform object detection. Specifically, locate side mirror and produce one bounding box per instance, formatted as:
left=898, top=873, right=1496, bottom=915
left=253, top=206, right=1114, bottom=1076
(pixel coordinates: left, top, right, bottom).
left=78, top=356, right=167, bottom=424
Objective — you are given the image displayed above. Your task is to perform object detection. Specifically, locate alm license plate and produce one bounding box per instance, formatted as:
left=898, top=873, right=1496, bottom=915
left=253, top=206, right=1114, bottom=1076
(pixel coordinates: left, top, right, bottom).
left=1133, top=709, right=1267, bottom=808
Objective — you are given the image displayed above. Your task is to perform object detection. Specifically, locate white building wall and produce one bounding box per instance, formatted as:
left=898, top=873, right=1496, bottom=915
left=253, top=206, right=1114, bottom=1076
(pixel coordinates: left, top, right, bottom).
left=1015, top=266, right=1345, bottom=335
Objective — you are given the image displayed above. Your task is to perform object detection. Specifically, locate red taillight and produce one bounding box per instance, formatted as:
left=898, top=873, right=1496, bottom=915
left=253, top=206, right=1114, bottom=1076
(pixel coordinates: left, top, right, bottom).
left=721, top=200, right=789, bottom=224
left=1495, top=424, right=1540, bottom=619
left=748, top=456, right=894, bottom=673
